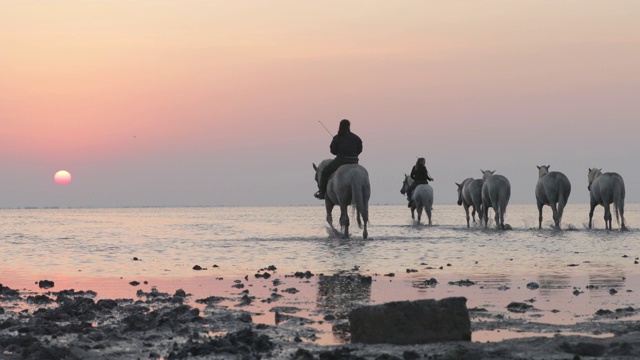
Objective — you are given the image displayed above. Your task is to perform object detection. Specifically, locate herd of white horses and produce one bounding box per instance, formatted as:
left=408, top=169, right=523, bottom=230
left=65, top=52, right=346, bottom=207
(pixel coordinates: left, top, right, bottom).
left=314, top=160, right=627, bottom=239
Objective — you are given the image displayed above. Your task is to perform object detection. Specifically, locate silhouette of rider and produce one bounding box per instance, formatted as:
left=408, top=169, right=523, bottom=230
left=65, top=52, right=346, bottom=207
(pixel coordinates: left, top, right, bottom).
left=406, top=157, right=434, bottom=207
left=314, top=119, right=363, bottom=200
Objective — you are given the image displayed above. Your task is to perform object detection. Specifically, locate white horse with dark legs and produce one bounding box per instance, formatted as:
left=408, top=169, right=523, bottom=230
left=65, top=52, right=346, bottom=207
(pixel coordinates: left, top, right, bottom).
left=313, top=159, right=370, bottom=239
left=481, top=170, right=511, bottom=230
left=535, top=165, right=571, bottom=230
left=400, top=175, right=433, bottom=225
left=588, top=168, right=626, bottom=231
left=456, top=178, right=483, bottom=228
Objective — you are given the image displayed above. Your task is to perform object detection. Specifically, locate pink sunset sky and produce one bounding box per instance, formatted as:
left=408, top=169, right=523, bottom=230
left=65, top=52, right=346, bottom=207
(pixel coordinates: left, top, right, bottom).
left=1, top=1, right=639, bottom=208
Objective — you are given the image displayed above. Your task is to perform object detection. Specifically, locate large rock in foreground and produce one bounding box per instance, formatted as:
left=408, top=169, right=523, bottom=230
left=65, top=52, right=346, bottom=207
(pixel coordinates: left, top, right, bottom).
left=349, top=297, right=471, bottom=344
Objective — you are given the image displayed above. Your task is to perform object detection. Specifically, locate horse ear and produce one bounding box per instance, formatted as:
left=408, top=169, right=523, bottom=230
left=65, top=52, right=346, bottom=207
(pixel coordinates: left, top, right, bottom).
left=491, top=170, right=496, bottom=174
left=455, top=182, right=460, bottom=187
left=313, top=163, right=317, bottom=171
left=588, top=168, right=591, bottom=173
left=536, top=165, right=540, bottom=169
left=547, top=165, right=551, bottom=169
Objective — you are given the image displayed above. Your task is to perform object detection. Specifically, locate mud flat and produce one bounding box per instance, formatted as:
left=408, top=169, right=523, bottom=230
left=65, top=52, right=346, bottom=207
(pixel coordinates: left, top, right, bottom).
left=2, top=268, right=640, bottom=360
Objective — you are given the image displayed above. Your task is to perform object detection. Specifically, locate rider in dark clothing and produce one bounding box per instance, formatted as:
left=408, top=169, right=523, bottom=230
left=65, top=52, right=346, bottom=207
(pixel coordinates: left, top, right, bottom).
left=314, top=119, right=363, bottom=200
left=407, top=157, right=434, bottom=207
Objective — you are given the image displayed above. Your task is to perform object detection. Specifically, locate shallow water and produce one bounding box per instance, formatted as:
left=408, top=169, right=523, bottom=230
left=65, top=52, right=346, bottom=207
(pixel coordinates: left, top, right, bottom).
left=1, top=204, right=639, bottom=344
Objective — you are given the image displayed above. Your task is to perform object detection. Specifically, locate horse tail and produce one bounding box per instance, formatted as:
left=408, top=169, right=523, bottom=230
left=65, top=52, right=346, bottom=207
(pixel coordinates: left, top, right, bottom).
left=613, top=180, right=626, bottom=228
left=556, top=180, right=569, bottom=227
left=351, top=179, right=367, bottom=229
left=498, top=184, right=511, bottom=221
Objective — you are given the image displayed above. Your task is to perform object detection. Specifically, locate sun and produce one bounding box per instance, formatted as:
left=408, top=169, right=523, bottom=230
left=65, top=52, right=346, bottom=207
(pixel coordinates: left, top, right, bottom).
left=54, top=170, right=72, bottom=185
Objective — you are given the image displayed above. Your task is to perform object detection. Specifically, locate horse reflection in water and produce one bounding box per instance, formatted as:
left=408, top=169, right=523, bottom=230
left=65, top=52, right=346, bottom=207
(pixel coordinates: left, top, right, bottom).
left=481, top=170, right=511, bottom=230
left=535, top=165, right=571, bottom=230
left=400, top=175, right=433, bottom=226
left=456, top=178, right=483, bottom=228
left=588, top=168, right=626, bottom=230
left=316, top=273, right=372, bottom=342
left=313, top=160, right=370, bottom=239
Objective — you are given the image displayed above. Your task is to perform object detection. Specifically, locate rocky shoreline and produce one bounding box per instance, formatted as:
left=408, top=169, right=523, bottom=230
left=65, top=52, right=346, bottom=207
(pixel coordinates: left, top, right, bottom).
left=2, top=272, right=640, bottom=360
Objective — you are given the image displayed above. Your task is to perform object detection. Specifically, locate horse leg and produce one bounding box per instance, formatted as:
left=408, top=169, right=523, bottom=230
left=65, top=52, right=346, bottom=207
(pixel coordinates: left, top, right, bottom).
left=484, top=208, right=490, bottom=228
left=426, top=205, right=432, bottom=226
left=588, top=200, right=596, bottom=229
left=537, top=201, right=544, bottom=229
left=325, top=202, right=338, bottom=235
left=604, top=203, right=612, bottom=230
left=464, top=204, right=471, bottom=228
left=339, top=204, right=350, bottom=238
left=557, top=198, right=567, bottom=230
left=417, top=206, right=423, bottom=225
left=494, top=208, right=501, bottom=230
left=410, top=207, right=415, bottom=221
left=619, top=202, right=627, bottom=231
left=550, top=202, right=559, bottom=230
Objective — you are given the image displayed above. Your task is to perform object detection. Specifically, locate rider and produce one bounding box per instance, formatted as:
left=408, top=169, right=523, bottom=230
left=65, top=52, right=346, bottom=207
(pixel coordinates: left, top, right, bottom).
left=406, top=157, right=434, bottom=207
left=314, top=119, right=363, bottom=200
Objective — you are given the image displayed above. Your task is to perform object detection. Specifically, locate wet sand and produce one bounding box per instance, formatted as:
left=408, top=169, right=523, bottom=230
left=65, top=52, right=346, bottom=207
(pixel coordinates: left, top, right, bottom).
left=2, top=262, right=640, bottom=360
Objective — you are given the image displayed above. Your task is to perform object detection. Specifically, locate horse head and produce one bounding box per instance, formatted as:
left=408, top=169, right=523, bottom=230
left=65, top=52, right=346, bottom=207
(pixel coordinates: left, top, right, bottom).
left=480, top=169, right=495, bottom=182
left=400, top=174, right=411, bottom=195
left=456, top=182, right=463, bottom=206
left=537, top=165, right=550, bottom=178
left=587, top=168, right=602, bottom=191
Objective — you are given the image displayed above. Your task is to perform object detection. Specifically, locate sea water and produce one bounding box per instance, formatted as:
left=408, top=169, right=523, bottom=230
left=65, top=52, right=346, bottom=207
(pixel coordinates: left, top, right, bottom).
left=1, top=203, right=639, bottom=343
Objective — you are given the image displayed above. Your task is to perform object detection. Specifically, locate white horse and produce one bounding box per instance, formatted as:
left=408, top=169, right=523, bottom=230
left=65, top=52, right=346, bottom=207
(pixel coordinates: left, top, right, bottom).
left=481, top=170, right=511, bottom=230
left=535, top=165, right=571, bottom=230
left=400, top=175, right=433, bottom=225
left=588, top=168, right=626, bottom=231
left=456, top=178, right=483, bottom=228
left=313, top=160, right=370, bottom=238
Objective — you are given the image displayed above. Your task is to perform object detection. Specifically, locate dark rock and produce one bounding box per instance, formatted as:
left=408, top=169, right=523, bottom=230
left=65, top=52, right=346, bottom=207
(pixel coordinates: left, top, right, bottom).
left=526, top=282, right=540, bottom=290
left=192, top=265, right=203, bottom=270
left=38, top=280, right=55, bottom=289
left=129, top=281, right=140, bottom=286
left=294, top=271, right=314, bottom=279
left=448, top=279, right=476, bottom=286
left=255, top=272, right=272, bottom=279
left=559, top=341, right=606, bottom=357
left=318, top=346, right=362, bottom=360
left=349, top=297, right=471, bottom=344
left=96, top=299, right=118, bottom=310
left=0, top=283, right=20, bottom=298
left=507, top=302, right=535, bottom=313
left=269, top=306, right=301, bottom=314
left=195, top=296, right=226, bottom=305
left=403, top=350, right=421, bottom=360
left=167, top=327, right=272, bottom=359
left=26, top=295, right=54, bottom=305
left=596, top=309, right=613, bottom=316
left=294, top=348, right=315, bottom=360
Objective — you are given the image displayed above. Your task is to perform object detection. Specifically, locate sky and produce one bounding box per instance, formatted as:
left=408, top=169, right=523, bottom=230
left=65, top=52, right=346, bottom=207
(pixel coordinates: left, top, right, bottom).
left=1, top=1, right=639, bottom=208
